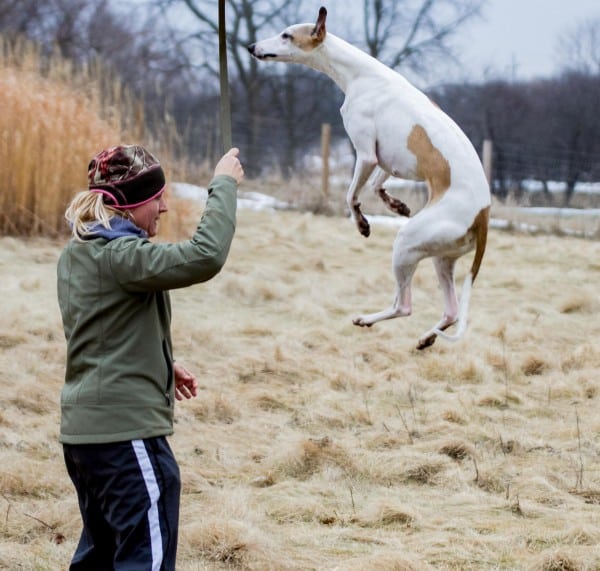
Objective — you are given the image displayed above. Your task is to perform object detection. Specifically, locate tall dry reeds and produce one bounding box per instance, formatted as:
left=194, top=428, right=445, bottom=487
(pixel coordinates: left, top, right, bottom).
left=0, top=37, right=172, bottom=237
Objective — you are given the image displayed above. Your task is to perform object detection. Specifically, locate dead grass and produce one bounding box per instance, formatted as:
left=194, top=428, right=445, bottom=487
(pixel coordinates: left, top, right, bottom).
left=0, top=38, right=187, bottom=239
left=0, top=207, right=599, bottom=569
left=0, top=40, right=126, bottom=236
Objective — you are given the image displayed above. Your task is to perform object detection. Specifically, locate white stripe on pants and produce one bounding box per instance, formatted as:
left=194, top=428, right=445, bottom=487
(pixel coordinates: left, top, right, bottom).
left=132, top=439, right=163, bottom=571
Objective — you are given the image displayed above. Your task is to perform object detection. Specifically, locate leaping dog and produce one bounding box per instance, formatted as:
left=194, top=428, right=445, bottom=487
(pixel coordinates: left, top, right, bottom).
left=248, top=7, right=491, bottom=349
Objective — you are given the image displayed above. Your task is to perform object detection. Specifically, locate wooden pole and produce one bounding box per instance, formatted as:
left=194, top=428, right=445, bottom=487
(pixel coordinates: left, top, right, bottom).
left=218, top=0, right=232, bottom=152
left=321, top=123, right=331, bottom=198
left=482, top=139, right=493, bottom=189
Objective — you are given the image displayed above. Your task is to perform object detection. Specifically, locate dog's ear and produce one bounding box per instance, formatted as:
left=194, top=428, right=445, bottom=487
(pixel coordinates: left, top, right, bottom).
left=312, top=7, right=327, bottom=42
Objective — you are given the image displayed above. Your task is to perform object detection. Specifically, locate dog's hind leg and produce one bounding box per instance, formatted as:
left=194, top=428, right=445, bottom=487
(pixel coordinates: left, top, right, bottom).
left=417, top=256, right=459, bottom=349
left=353, top=236, right=421, bottom=327
left=346, top=157, right=377, bottom=237
left=352, top=262, right=417, bottom=327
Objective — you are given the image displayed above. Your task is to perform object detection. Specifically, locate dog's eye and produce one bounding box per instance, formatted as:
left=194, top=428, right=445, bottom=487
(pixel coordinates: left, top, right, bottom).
left=281, top=32, right=292, bottom=40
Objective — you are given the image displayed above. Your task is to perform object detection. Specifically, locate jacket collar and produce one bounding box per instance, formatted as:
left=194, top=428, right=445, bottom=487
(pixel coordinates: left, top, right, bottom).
left=85, top=217, right=147, bottom=241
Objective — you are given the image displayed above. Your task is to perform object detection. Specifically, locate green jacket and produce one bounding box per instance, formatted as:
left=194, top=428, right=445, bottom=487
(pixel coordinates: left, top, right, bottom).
left=57, top=175, right=237, bottom=444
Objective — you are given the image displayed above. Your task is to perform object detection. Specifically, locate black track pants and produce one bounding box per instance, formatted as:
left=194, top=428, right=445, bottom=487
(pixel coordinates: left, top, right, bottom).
left=63, top=436, right=181, bottom=570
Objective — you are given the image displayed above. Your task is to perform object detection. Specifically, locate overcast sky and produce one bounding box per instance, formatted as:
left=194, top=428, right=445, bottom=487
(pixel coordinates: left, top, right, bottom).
left=454, top=0, right=600, bottom=82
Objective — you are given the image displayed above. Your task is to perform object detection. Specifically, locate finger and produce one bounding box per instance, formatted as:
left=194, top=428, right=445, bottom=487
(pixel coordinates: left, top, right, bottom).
left=184, top=380, right=198, bottom=396
left=226, top=147, right=239, bottom=157
left=176, top=386, right=190, bottom=400
left=182, top=379, right=197, bottom=396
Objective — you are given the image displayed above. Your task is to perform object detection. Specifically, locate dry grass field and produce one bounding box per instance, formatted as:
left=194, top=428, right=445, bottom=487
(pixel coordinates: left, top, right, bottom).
left=1, top=200, right=599, bottom=571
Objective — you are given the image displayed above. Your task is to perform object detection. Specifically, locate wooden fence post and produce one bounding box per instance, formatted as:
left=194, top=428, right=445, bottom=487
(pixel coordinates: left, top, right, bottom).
left=482, top=139, right=493, bottom=188
left=321, top=123, right=331, bottom=198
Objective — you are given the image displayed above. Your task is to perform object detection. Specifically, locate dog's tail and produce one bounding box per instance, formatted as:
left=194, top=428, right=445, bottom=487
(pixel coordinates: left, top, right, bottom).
left=433, top=273, right=472, bottom=342
left=433, top=206, right=490, bottom=343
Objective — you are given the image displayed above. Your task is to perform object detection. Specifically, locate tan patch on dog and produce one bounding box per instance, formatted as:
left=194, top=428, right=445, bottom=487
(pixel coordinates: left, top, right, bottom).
left=469, top=206, right=490, bottom=282
left=446, top=206, right=489, bottom=281
left=407, top=125, right=451, bottom=203
left=296, top=32, right=322, bottom=51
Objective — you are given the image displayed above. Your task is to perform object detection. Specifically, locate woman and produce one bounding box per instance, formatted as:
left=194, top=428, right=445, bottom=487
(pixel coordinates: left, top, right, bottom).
left=57, top=144, right=244, bottom=570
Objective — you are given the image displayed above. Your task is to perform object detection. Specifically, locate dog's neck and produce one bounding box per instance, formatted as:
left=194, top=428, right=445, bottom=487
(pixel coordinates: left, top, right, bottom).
left=303, top=34, right=395, bottom=93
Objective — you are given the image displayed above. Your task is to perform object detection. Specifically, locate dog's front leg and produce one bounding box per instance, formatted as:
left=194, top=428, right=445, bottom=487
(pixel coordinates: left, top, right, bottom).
left=346, top=158, right=377, bottom=237
left=368, top=168, right=411, bottom=217
left=377, top=188, right=411, bottom=217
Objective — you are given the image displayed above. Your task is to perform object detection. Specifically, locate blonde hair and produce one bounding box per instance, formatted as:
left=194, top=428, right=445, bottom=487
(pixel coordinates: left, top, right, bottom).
left=65, top=190, right=128, bottom=240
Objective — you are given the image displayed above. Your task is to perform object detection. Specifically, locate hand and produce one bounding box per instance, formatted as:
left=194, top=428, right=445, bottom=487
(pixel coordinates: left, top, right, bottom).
left=213, top=147, right=244, bottom=184
left=173, top=362, right=198, bottom=401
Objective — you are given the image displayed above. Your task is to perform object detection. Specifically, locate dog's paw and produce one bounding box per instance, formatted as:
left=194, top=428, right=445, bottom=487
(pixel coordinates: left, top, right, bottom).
left=352, top=203, right=371, bottom=237
left=352, top=317, right=373, bottom=327
left=416, top=334, right=437, bottom=350
left=358, top=219, right=371, bottom=238
left=388, top=197, right=411, bottom=217
left=396, top=201, right=411, bottom=217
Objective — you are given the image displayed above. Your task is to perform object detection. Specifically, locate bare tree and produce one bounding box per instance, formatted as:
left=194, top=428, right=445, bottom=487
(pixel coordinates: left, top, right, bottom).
left=558, top=17, right=600, bottom=75
left=0, top=0, right=189, bottom=93
left=432, top=72, right=600, bottom=205
left=361, top=0, right=485, bottom=73
left=0, top=0, right=44, bottom=39
left=546, top=72, right=600, bottom=204
left=153, top=0, right=298, bottom=174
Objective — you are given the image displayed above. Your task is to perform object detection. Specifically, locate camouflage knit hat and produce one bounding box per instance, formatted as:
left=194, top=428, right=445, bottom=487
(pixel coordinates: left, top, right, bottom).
left=88, top=145, right=166, bottom=209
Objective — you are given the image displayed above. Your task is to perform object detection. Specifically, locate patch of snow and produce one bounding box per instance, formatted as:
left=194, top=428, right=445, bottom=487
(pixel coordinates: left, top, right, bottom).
left=172, top=182, right=208, bottom=201
left=518, top=179, right=600, bottom=194
left=515, top=207, right=600, bottom=217
left=172, top=182, right=288, bottom=212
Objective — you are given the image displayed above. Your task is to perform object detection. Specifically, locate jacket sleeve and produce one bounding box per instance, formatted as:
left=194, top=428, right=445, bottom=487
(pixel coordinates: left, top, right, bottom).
left=107, top=175, right=237, bottom=291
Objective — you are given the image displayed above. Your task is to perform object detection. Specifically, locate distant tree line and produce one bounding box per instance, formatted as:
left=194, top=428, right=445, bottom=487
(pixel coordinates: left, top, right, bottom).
left=1, top=0, right=599, bottom=204
left=431, top=71, right=600, bottom=204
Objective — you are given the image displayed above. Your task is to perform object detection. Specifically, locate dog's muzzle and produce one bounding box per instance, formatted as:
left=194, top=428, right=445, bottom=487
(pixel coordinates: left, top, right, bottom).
left=247, top=44, right=275, bottom=60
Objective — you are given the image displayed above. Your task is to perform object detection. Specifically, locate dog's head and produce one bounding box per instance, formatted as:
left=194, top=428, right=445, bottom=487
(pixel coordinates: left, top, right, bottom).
left=248, top=7, right=327, bottom=62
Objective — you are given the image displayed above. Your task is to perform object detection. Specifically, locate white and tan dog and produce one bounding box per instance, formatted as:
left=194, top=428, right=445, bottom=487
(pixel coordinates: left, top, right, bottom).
left=248, top=7, right=490, bottom=349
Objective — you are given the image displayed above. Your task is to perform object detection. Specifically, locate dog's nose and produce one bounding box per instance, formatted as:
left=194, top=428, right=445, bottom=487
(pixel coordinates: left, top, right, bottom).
left=247, top=44, right=256, bottom=55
